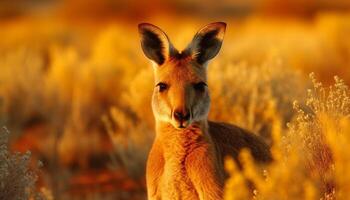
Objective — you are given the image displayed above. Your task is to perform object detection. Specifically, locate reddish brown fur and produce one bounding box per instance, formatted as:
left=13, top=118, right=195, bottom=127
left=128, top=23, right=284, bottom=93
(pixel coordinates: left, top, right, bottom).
left=139, top=22, right=271, bottom=200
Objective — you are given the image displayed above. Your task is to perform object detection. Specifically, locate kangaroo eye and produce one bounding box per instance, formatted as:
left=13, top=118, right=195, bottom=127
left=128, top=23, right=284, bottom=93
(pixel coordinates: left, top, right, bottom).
left=193, top=82, right=207, bottom=92
left=156, top=82, right=168, bottom=92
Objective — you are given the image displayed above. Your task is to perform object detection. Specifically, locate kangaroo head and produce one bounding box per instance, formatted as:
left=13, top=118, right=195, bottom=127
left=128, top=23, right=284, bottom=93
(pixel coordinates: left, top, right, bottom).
left=138, top=22, right=226, bottom=129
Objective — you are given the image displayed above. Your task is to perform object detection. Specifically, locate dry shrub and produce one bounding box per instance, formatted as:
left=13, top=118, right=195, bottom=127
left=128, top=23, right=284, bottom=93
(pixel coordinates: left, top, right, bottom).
left=1, top=14, right=350, bottom=199
left=53, top=26, right=149, bottom=166
left=0, top=127, right=44, bottom=200
left=323, top=114, right=350, bottom=199
left=224, top=73, right=350, bottom=200
left=0, top=47, right=47, bottom=131
left=103, top=107, right=153, bottom=179
left=209, top=56, right=307, bottom=143
left=103, top=68, right=154, bottom=179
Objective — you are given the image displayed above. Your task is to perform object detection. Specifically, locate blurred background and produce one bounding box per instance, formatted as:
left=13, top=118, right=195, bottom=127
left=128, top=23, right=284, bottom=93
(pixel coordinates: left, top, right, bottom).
left=1, top=0, right=350, bottom=199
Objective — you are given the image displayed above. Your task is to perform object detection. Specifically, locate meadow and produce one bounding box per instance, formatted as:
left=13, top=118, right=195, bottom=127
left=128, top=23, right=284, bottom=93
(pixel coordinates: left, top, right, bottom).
left=1, top=11, right=350, bottom=199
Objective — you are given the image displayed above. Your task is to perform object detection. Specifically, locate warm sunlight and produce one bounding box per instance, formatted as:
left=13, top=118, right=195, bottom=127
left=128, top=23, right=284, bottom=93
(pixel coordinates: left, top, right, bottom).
left=0, top=0, right=350, bottom=199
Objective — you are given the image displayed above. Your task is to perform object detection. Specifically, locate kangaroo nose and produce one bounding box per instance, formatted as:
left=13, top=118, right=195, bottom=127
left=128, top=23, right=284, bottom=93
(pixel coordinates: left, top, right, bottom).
left=174, top=110, right=190, bottom=122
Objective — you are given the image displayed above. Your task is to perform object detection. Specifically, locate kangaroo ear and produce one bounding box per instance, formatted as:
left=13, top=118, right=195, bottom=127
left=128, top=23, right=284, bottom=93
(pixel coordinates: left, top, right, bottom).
left=186, top=22, right=226, bottom=65
left=138, top=23, right=176, bottom=66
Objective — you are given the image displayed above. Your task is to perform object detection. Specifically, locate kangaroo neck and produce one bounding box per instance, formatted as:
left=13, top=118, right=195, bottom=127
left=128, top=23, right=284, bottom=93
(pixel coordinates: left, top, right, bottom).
left=156, top=119, right=208, bottom=136
left=155, top=120, right=211, bottom=151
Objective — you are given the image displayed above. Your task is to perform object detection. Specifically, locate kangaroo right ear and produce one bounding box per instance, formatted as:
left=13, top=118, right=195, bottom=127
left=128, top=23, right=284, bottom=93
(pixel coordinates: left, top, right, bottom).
left=138, top=23, right=175, bottom=66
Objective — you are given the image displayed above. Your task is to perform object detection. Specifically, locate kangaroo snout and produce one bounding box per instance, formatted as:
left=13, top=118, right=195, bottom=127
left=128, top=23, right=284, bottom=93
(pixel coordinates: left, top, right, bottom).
left=174, top=109, right=190, bottom=121
left=173, top=109, right=191, bottom=128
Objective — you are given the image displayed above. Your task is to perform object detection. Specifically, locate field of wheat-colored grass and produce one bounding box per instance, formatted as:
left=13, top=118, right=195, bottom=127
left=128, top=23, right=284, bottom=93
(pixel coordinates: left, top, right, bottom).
left=1, top=10, right=350, bottom=199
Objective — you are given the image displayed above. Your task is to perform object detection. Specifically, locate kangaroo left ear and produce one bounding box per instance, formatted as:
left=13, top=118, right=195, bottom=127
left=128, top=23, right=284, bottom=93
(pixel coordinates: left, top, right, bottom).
left=185, top=22, right=226, bottom=65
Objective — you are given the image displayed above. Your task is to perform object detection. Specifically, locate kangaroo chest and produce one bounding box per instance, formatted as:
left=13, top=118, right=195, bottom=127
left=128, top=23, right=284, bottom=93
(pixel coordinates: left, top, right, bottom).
left=159, top=130, right=208, bottom=200
left=161, top=150, right=198, bottom=199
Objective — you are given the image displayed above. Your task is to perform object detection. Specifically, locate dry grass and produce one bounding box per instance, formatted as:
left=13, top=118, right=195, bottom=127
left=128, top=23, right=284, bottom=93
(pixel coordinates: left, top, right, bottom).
left=1, top=12, right=350, bottom=199
left=224, top=74, right=350, bottom=199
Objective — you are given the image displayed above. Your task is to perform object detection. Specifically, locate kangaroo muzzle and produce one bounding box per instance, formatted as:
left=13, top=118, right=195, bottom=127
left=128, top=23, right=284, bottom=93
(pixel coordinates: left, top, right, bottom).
left=173, top=108, right=191, bottom=128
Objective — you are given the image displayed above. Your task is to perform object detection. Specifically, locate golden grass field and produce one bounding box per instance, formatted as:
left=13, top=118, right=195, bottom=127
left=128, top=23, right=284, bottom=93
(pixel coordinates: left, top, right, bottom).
left=1, top=2, right=350, bottom=199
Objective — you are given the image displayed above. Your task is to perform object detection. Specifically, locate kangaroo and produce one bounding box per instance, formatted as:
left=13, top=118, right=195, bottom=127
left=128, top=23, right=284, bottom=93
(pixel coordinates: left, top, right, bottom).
left=138, top=22, right=272, bottom=200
